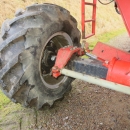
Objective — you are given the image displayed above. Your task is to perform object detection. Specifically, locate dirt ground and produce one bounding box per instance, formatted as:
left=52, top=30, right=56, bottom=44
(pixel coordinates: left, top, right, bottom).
left=1, top=80, right=130, bottom=130
left=0, top=33, right=130, bottom=130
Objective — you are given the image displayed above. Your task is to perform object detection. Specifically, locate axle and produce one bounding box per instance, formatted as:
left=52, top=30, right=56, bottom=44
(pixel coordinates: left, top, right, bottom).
left=52, top=44, right=130, bottom=95
left=61, top=68, right=130, bottom=95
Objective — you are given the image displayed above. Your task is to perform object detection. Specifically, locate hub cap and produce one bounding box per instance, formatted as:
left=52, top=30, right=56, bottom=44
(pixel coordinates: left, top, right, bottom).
left=40, top=32, right=73, bottom=89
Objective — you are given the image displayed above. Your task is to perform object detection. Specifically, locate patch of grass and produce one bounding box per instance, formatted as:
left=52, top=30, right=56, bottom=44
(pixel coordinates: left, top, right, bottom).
left=0, top=90, right=10, bottom=110
left=2, top=103, right=22, bottom=117
left=88, top=28, right=126, bottom=50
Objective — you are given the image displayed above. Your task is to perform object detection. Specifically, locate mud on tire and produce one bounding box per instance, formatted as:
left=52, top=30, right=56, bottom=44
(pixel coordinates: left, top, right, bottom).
left=0, top=3, right=81, bottom=109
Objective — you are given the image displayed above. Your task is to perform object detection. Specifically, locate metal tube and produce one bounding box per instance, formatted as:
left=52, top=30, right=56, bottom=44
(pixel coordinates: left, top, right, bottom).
left=61, top=68, right=130, bottom=95
left=86, top=53, right=97, bottom=59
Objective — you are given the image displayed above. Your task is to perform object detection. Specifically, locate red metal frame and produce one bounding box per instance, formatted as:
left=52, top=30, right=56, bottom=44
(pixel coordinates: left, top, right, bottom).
left=81, top=0, right=97, bottom=39
left=52, top=0, right=130, bottom=87
left=92, top=42, right=130, bottom=62
left=52, top=46, right=84, bottom=78
left=92, top=42, right=130, bottom=86
left=51, top=44, right=130, bottom=87
left=81, top=0, right=130, bottom=38
left=116, top=0, right=130, bottom=36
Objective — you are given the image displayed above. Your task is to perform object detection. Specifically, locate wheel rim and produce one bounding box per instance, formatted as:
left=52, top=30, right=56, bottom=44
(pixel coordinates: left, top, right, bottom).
left=40, top=32, right=73, bottom=89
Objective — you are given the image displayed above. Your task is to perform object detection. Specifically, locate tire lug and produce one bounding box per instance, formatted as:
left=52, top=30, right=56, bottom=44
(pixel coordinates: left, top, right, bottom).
left=43, top=70, right=46, bottom=74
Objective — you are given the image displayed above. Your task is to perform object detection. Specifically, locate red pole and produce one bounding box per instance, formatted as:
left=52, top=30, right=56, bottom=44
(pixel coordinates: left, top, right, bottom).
left=81, top=0, right=97, bottom=39
left=81, top=0, right=85, bottom=39
left=92, top=0, right=97, bottom=35
left=116, top=0, right=130, bottom=36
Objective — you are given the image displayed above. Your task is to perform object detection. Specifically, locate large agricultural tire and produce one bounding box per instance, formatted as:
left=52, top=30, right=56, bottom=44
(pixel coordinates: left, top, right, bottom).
left=0, top=3, right=81, bottom=109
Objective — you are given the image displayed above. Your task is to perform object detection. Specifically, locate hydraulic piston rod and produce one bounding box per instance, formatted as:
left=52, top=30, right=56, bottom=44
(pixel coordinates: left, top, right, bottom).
left=61, top=68, right=130, bottom=95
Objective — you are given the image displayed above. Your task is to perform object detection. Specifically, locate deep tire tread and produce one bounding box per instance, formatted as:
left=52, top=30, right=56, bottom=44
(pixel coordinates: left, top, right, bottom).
left=0, top=3, right=80, bottom=109
left=0, top=29, right=27, bottom=51
left=0, top=56, right=18, bottom=79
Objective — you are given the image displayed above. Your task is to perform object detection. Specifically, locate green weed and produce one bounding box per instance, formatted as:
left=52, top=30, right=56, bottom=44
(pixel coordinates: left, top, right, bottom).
left=87, top=28, right=126, bottom=50
left=0, top=90, right=10, bottom=110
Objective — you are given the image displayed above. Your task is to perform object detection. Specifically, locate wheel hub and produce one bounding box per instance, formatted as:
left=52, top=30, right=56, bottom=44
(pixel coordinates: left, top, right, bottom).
left=40, top=32, right=73, bottom=88
left=42, top=41, right=56, bottom=67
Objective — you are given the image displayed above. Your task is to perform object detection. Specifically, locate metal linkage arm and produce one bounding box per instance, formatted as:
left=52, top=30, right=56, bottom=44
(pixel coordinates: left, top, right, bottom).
left=52, top=46, right=84, bottom=78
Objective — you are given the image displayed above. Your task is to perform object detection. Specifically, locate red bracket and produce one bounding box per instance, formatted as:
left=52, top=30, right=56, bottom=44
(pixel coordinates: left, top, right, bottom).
left=52, top=46, right=85, bottom=78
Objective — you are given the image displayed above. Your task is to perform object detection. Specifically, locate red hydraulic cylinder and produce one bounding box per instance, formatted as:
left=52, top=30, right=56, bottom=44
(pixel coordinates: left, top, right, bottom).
left=104, top=58, right=130, bottom=86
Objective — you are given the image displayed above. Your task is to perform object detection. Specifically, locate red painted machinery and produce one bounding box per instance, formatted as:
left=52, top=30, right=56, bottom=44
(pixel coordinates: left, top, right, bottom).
left=52, top=0, right=130, bottom=95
